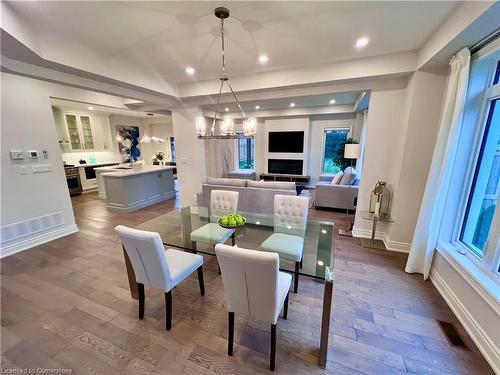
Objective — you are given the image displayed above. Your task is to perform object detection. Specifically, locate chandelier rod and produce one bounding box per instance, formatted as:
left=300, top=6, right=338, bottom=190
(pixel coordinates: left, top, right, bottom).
left=211, top=79, right=224, bottom=134
left=227, top=81, right=246, bottom=118
left=220, top=18, right=226, bottom=74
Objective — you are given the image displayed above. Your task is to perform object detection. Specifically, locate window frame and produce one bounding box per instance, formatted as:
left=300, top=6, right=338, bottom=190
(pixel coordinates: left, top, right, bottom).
left=235, top=134, right=254, bottom=171
left=320, top=126, right=352, bottom=175
left=448, top=47, right=500, bottom=282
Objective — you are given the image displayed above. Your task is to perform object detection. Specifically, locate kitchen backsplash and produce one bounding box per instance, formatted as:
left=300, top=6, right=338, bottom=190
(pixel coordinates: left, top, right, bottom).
left=62, top=151, right=119, bottom=165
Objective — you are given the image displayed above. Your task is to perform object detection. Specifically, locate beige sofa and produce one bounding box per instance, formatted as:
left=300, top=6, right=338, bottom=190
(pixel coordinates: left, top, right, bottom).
left=314, top=175, right=359, bottom=211
left=197, top=177, right=308, bottom=216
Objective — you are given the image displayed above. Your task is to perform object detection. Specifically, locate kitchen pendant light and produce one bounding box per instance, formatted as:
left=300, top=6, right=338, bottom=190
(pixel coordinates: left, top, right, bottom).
left=197, top=7, right=255, bottom=139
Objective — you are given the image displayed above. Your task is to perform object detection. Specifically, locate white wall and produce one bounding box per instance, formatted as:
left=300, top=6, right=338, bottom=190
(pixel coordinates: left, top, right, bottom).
left=1, top=73, right=77, bottom=256
left=353, top=71, right=447, bottom=251
left=171, top=107, right=206, bottom=206
left=264, top=117, right=310, bottom=175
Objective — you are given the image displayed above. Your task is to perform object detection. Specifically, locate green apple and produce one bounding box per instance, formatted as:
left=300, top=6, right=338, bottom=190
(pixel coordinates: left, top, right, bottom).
left=220, top=217, right=228, bottom=226
left=228, top=219, right=237, bottom=227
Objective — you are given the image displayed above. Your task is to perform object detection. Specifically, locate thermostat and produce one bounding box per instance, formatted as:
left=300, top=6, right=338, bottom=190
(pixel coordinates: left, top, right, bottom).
left=27, top=150, right=39, bottom=159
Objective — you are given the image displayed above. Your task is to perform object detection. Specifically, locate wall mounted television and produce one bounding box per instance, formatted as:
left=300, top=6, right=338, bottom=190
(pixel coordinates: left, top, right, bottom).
left=268, top=131, right=304, bottom=153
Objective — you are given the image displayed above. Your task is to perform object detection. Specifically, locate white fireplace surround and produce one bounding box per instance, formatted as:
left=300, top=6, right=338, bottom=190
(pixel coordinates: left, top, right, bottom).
left=264, top=118, right=310, bottom=175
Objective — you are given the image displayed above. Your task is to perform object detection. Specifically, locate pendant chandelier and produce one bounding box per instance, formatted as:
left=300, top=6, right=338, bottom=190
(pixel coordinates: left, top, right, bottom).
left=196, top=7, right=256, bottom=139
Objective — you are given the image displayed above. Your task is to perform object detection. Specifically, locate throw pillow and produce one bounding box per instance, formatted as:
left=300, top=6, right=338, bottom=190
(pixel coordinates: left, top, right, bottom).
left=330, top=171, right=344, bottom=185
left=339, top=167, right=357, bottom=185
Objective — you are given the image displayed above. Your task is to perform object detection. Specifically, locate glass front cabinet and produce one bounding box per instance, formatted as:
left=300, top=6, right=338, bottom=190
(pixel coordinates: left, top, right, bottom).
left=64, top=112, right=96, bottom=151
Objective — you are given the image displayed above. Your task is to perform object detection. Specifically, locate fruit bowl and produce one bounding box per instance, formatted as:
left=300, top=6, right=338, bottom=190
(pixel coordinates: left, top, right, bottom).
left=218, top=214, right=246, bottom=229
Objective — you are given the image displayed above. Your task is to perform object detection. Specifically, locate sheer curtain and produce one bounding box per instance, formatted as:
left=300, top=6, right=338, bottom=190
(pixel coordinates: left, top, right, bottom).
left=405, top=48, right=471, bottom=279
left=355, top=109, right=368, bottom=175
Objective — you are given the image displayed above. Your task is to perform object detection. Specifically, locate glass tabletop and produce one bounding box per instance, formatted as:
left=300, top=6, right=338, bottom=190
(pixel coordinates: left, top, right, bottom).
left=136, top=206, right=335, bottom=281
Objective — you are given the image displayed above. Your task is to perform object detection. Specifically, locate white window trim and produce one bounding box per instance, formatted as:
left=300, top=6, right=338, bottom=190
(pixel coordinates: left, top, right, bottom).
left=438, top=43, right=500, bottom=299
left=234, top=134, right=255, bottom=172
left=320, top=126, right=352, bottom=176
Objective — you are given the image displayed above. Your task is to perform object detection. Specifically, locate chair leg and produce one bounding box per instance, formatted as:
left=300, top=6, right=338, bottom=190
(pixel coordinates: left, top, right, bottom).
left=270, top=323, right=277, bottom=371
left=300, top=257, right=303, bottom=269
left=231, top=232, right=236, bottom=246
left=197, top=266, right=205, bottom=296
left=192, top=241, right=197, bottom=254
left=165, top=291, right=172, bottom=331
left=283, top=292, right=289, bottom=320
left=294, top=262, right=300, bottom=293
left=228, top=312, right=234, bottom=356
left=137, top=283, right=145, bottom=320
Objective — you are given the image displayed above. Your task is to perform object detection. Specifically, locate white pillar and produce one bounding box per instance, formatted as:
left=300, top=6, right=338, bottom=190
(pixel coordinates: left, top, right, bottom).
left=171, top=107, right=206, bottom=206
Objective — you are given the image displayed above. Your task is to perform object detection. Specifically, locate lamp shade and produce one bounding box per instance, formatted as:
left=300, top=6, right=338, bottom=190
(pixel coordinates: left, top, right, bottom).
left=344, top=143, right=360, bottom=159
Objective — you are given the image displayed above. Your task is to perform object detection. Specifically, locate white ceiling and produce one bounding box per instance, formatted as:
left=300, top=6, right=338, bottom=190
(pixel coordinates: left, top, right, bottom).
left=205, top=91, right=360, bottom=113
left=7, top=1, right=459, bottom=85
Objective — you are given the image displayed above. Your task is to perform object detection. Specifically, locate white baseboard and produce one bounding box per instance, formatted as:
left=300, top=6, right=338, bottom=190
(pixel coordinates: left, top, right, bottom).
left=0, top=224, right=79, bottom=259
left=430, top=269, right=500, bottom=375
left=352, top=227, right=411, bottom=253
left=107, top=192, right=176, bottom=213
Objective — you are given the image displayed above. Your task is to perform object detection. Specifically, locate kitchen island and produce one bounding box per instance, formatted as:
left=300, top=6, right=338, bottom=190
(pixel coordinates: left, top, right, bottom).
left=96, top=165, right=176, bottom=212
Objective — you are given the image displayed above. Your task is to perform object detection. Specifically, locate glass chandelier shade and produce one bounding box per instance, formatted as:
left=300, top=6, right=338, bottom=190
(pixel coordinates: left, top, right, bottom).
left=243, top=117, right=257, bottom=136
left=221, top=117, right=234, bottom=135
left=195, top=116, right=206, bottom=136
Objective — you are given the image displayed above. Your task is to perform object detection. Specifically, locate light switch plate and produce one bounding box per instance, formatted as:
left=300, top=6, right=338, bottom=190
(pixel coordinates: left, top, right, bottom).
left=10, top=150, right=25, bottom=160
left=19, top=166, right=30, bottom=175
left=32, top=164, right=52, bottom=173
left=27, top=150, right=39, bottom=159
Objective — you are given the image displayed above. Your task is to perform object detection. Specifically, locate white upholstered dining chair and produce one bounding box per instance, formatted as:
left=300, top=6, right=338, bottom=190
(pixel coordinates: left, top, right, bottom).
left=215, top=243, right=291, bottom=371
left=260, top=194, right=309, bottom=293
left=190, top=189, right=239, bottom=254
left=115, top=225, right=204, bottom=330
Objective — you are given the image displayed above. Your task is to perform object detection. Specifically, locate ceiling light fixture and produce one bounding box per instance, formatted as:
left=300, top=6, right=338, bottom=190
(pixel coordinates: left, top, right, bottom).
left=185, top=66, right=195, bottom=75
left=224, top=107, right=229, bottom=112
left=355, top=37, right=369, bottom=49
left=290, top=102, right=296, bottom=108
left=195, top=7, right=256, bottom=139
left=255, top=105, right=260, bottom=110
left=258, top=54, right=269, bottom=64
left=88, top=106, right=94, bottom=110
left=329, top=99, right=336, bottom=104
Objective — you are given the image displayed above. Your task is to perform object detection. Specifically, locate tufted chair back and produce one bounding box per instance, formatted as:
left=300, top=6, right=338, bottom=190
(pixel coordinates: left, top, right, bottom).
left=115, top=225, right=172, bottom=291
left=210, top=189, right=239, bottom=221
left=215, top=243, right=280, bottom=324
left=274, top=195, right=309, bottom=237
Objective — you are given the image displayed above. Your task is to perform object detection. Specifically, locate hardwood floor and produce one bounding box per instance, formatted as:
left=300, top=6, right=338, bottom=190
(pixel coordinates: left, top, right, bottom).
left=1, top=192, right=494, bottom=374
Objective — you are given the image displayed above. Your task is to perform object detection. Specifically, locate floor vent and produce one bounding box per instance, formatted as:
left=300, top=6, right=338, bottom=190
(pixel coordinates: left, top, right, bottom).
left=1, top=212, right=64, bottom=244
left=437, top=320, right=468, bottom=349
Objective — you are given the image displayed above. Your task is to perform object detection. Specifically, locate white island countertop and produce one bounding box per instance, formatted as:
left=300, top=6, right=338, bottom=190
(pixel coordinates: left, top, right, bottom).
left=98, top=165, right=175, bottom=178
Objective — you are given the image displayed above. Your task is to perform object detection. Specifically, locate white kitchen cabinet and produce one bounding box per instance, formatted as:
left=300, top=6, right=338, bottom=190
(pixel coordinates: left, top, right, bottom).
left=62, top=112, right=113, bottom=152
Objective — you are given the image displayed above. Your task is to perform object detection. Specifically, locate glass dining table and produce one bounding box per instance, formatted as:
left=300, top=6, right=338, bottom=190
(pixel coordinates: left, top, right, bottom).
left=125, top=206, right=335, bottom=368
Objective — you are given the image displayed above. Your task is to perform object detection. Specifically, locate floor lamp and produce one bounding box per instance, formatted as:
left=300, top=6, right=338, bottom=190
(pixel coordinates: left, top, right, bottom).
left=338, top=143, right=360, bottom=237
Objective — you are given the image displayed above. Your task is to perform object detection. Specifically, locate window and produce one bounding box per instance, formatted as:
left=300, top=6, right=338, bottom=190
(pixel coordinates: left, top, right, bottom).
left=238, top=137, right=254, bottom=170
left=322, top=129, right=349, bottom=174
left=461, top=99, right=499, bottom=255
left=454, top=50, right=500, bottom=280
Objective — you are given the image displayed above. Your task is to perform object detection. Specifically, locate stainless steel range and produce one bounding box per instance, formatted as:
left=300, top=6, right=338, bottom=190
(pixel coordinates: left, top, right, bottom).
left=65, top=166, right=82, bottom=195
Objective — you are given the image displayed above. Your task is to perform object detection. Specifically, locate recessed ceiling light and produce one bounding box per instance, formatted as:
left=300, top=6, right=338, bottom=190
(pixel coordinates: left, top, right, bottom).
left=329, top=99, right=336, bottom=104
left=255, top=105, right=260, bottom=110
left=224, top=107, right=229, bottom=112
left=355, top=37, right=369, bottom=49
left=258, top=54, right=269, bottom=64
left=185, top=66, right=195, bottom=75
left=290, top=102, right=295, bottom=108
left=88, top=106, right=94, bottom=110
